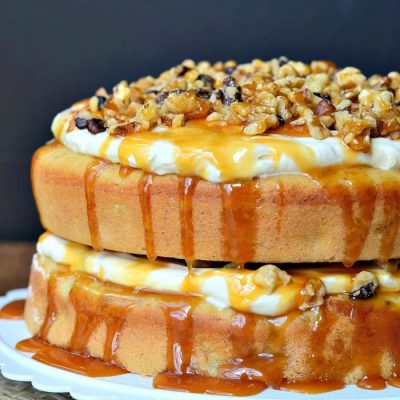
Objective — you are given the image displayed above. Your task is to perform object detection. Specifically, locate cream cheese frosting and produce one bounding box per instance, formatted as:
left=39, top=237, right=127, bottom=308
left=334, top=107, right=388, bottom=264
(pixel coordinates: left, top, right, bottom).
left=52, top=109, right=400, bottom=182
left=36, top=233, right=400, bottom=316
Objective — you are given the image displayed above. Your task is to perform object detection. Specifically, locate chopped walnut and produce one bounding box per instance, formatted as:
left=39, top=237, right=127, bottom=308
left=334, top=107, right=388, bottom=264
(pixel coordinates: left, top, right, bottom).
left=299, top=278, right=326, bottom=311
left=336, top=67, right=366, bottom=89
left=243, top=114, right=279, bottom=135
left=62, top=58, right=400, bottom=150
left=315, top=99, right=335, bottom=116
left=254, top=264, right=291, bottom=294
left=350, top=271, right=379, bottom=300
left=335, top=110, right=375, bottom=152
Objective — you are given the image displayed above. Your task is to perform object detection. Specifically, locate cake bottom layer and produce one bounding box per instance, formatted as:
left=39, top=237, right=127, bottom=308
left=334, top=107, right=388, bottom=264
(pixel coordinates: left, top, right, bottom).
left=24, top=254, right=400, bottom=394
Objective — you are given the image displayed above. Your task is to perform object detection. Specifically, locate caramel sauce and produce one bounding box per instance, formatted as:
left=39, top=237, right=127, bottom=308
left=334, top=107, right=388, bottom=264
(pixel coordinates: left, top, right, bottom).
left=162, top=301, right=195, bottom=374
left=16, top=337, right=127, bottom=377
left=17, top=270, right=400, bottom=395
left=280, top=381, right=345, bottom=393
left=119, top=165, right=134, bottom=180
left=356, top=377, right=386, bottom=390
left=310, top=168, right=377, bottom=267
left=379, top=182, right=400, bottom=263
left=231, top=313, right=257, bottom=357
left=138, top=172, right=156, bottom=261
left=388, top=376, right=400, bottom=387
left=220, top=180, right=260, bottom=266
left=0, top=299, right=25, bottom=319
left=39, top=274, right=59, bottom=339
left=276, top=180, right=285, bottom=234
left=178, top=176, right=199, bottom=269
left=117, top=121, right=317, bottom=181
left=84, top=159, right=109, bottom=251
left=154, top=372, right=268, bottom=396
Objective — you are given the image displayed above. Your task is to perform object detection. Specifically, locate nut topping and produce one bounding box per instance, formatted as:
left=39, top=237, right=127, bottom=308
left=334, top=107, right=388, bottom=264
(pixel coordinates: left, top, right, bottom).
left=299, top=278, right=326, bottom=311
left=254, top=264, right=291, bottom=294
left=65, top=58, right=400, bottom=149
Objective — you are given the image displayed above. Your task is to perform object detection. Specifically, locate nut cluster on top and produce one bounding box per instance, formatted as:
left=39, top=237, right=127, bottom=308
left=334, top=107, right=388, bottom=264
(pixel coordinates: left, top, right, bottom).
left=68, top=57, right=400, bottom=152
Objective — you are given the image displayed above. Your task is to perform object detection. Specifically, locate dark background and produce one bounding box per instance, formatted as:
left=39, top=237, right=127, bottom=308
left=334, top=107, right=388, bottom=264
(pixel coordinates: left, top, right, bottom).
left=1, top=0, right=400, bottom=240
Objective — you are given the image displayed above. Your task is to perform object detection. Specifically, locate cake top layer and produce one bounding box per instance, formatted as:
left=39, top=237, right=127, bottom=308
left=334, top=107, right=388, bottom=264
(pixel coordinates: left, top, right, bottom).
left=63, top=58, right=400, bottom=152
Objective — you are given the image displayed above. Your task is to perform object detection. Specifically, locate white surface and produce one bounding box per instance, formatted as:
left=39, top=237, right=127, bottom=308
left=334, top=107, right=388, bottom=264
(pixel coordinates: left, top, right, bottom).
left=0, top=289, right=400, bottom=400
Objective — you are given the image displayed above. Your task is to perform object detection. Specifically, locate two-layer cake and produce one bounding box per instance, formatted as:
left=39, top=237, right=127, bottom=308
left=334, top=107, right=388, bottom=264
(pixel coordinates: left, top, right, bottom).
left=25, top=58, right=400, bottom=394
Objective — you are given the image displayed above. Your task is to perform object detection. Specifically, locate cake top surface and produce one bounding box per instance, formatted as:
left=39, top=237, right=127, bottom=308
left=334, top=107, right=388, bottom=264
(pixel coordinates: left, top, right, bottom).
left=65, top=57, right=400, bottom=152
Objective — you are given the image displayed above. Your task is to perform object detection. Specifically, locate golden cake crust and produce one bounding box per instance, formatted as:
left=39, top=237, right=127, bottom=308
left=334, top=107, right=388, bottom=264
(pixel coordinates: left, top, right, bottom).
left=32, top=143, right=400, bottom=264
left=25, top=255, right=400, bottom=384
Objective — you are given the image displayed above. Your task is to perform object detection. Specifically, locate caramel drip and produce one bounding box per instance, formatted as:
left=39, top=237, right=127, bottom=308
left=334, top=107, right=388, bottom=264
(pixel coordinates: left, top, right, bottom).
left=163, top=302, right=194, bottom=374
left=178, top=176, right=199, bottom=269
left=311, top=168, right=377, bottom=267
left=138, top=172, right=156, bottom=261
left=0, top=299, right=25, bottom=319
left=231, top=313, right=257, bottom=357
left=119, top=165, right=134, bottom=180
left=379, top=183, right=400, bottom=263
left=276, top=180, right=285, bottom=234
left=220, top=180, right=260, bottom=266
left=154, top=299, right=269, bottom=396
left=39, top=274, right=59, bottom=339
left=84, top=159, right=109, bottom=252
left=103, top=316, right=127, bottom=363
left=68, top=310, right=98, bottom=354
left=68, top=275, right=136, bottom=364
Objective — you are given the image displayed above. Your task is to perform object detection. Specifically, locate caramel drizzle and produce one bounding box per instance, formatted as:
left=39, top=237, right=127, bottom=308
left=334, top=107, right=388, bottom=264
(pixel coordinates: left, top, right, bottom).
left=231, top=313, right=257, bottom=357
left=276, top=180, right=285, bottom=235
left=103, top=315, right=127, bottom=363
left=379, top=183, right=400, bottom=263
left=220, top=180, right=260, bottom=267
left=178, top=177, right=199, bottom=269
left=163, top=302, right=194, bottom=374
left=84, top=159, right=109, bottom=252
left=119, top=165, right=134, bottom=180
left=138, top=172, right=156, bottom=261
left=311, top=169, right=377, bottom=267
left=39, top=274, right=60, bottom=338
left=338, top=184, right=375, bottom=267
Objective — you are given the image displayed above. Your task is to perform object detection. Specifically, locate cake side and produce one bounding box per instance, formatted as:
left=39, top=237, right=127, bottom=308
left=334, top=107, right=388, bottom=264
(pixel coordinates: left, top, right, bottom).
left=32, top=143, right=400, bottom=264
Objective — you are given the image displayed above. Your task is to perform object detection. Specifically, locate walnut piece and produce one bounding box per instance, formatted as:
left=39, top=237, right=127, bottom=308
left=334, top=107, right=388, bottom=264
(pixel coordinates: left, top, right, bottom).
left=254, top=264, right=291, bottom=294
left=299, top=278, right=326, bottom=311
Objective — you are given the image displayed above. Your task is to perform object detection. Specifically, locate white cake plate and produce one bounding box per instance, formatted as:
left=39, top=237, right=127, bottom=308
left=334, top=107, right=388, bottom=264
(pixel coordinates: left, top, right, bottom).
left=0, top=289, right=399, bottom=400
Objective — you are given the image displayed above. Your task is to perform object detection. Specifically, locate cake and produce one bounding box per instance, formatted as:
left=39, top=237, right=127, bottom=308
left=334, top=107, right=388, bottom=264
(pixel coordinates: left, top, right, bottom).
left=24, top=58, right=400, bottom=394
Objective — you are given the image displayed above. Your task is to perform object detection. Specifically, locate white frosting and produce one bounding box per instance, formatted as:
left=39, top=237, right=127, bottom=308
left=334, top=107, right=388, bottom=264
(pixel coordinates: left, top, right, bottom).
left=37, top=233, right=400, bottom=316
left=52, top=110, right=400, bottom=182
